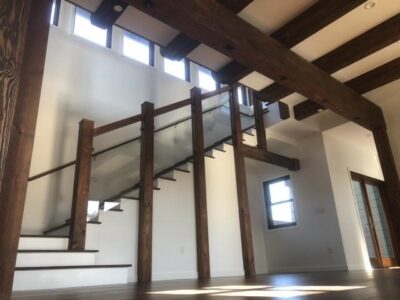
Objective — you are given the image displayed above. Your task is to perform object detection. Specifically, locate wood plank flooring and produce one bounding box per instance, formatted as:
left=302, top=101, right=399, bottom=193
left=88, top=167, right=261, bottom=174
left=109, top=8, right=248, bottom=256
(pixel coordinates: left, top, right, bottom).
left=12, top=269, right=400, bottom=299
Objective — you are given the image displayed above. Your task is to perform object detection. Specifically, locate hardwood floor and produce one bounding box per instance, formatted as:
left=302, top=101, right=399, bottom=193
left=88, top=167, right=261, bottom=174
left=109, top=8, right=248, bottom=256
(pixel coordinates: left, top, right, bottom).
left=12, top=269, right=400, bottom=299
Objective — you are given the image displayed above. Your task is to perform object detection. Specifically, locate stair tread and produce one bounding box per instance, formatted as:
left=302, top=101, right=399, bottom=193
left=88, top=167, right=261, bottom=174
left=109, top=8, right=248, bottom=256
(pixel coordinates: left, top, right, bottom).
left=15, top=264, right=132, bottom=271
left=18, top=249, right=98, bottom=253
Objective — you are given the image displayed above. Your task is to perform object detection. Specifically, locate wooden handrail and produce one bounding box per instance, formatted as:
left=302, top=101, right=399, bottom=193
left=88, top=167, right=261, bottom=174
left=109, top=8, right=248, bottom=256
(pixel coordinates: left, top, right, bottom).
left=93, top=113, right=142, bottom=137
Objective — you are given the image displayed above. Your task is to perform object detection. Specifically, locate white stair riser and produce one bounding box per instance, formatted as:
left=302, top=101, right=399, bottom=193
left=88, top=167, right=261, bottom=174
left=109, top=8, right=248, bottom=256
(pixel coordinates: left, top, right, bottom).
left=16, top=252, right=96, bottom=267
left=19, top=237, right=68, bottom=250
left=13, top=267, right=130, bottom=291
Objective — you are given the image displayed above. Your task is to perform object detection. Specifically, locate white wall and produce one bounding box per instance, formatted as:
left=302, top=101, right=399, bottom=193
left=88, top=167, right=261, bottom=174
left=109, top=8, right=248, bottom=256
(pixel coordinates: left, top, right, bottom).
left=246, top=133, right=348, bottom=273
left=323, top=130, right=383, bottom=271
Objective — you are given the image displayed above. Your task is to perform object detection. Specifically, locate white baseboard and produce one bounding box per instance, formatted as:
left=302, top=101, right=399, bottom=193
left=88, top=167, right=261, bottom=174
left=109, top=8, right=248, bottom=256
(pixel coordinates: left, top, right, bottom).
left=267, top=264, right=348, bottom=274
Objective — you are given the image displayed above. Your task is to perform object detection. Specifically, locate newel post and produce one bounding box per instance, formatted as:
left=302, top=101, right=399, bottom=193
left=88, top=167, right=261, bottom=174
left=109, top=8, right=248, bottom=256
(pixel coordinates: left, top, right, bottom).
left=137, top=101, right=155, bottom=284
left=191, top=87, right=211, bottom=279
left=69, top=119, right=94, bottom=250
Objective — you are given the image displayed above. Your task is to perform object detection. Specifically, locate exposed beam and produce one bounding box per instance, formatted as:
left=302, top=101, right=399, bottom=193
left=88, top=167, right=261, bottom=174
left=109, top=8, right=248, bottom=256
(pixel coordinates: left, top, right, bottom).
left=0, top=1, right=52, bottom=298
left=137, top=101, right=155, bottom=284
left=294, top=57, right=400, bottom=120
left=91, top=0, right=128, bottom=29
left=190, top=87, right=211, bottom=279
left=124, top=0, right=384, bottom=130
left=160, top=0, right=252, bottom=60
left=253, top=98, right=267, bottom=150
left=228, top=88, right=255, bottom=277
left=215, top=0, right=366, bottom=84
left=259, top=13, right=400, bottom=102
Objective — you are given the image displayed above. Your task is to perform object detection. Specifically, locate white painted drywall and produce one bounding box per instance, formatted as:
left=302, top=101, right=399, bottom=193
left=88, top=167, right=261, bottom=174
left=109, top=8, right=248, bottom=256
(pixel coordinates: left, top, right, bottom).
left=323, top=129, right=383, bottom=271
left=246, top=133, right=348, bottom=273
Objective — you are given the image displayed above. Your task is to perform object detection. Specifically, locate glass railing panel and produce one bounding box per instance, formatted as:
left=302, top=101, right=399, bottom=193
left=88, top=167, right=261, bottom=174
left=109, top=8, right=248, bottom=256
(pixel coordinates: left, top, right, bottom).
left=89, top=123, right=141, bottom=201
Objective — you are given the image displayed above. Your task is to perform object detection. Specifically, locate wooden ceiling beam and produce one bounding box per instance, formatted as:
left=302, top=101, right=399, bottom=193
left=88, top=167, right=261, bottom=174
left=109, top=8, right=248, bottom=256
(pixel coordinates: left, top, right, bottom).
left=123, top=0, right=384, bottom=130
left=294, top=57, right=400, bottom=120
left=258, top=13, right=400, bottom=102
left=215, top=0, right=366, bottom=84
left=91, top=0, right=128, bottom=29
left=160, top=0, right=252, bottom=60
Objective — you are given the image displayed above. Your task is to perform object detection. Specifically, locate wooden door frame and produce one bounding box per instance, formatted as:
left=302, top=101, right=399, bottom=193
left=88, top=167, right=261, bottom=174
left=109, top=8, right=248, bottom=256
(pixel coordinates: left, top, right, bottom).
left=350, top=171, right=398, bottom=267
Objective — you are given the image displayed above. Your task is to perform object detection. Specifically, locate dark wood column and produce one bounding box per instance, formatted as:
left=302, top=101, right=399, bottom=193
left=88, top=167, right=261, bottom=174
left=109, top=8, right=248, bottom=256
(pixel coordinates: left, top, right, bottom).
left=191, top=87, right=211, bottom=279
left=137, top=101, right=155, bottom=284
left=373, top=127, right=400, bottom=259
left=253, top=98, right=267, bottom=151
left=69, top=119, right=95, bottom=250
left=0, top=1, right=52, bottom=298
left=228, top=87, right=256, bottom=276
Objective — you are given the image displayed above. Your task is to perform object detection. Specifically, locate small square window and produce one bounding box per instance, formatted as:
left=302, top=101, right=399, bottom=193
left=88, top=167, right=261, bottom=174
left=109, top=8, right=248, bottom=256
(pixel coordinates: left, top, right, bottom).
left=164, top=58, right=186, bottom=80
left=198, top=68, right=216, bottom=91
left=123, top=32, right=150, bottom=65
left=263, top=176, right=297, bottom=229
left=73, top=7, right=108, bottom=47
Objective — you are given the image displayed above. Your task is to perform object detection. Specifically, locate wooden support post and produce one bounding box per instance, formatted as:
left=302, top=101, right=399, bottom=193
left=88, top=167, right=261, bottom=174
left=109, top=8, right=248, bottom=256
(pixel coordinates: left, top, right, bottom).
left=373, top=127, right=400, bottom=260
left=253, top=97, right=267, bottom=151
left=69, top=119, right=95, bottom=250
left=0, top=1, right=52, bottom=298
left=191, top=87, right=211, bottom=279
left=137, top=101, right=155, bottom=284
left=229, top=87, right=256, bottom=277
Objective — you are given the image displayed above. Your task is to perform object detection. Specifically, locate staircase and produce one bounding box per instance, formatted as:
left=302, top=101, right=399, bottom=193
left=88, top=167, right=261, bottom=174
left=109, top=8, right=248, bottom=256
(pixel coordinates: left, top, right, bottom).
left=17, top=86, right=290, bottom=291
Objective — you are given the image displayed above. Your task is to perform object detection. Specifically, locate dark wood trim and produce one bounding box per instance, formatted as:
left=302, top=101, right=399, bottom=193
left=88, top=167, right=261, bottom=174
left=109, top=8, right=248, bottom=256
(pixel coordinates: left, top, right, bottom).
left=242, top=144, right=300, bottom=171
left=294, top=57, right=400, bottom=120
left=124, top=0, right=384, bottom=131
left=259, top=13, right=400, bottom=103
left=0, top=1, right=52, bottom=298
left=253, top=98, right=267, bottom=150
left=20, top=234, right=68, bottom=238
left=228, top=87, right=256, bottom=277
left=191, top=87, right=211, bottom=279
left=17, top=249, right=99, bottom=253
left=278, top=102, right=290, bottom=120
left=372, top=128, right=400, bottom=263
left=69, top=119, right=95, bottom=251
left=15, top=264, right=132, bottom=271
left=137, top=101, right=155, bottom=284
left=93, top=113, right=142, bottom=136
left=215, top=0, right=365, bottom=84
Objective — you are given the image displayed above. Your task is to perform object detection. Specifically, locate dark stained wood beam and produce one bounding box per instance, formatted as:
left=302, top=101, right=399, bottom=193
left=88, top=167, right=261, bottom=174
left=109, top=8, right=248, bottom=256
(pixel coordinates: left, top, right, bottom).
left=91, top=0, right=128, bottom=29
left=253, top=98, right=267, bottom=150
left=215, top=0, right=366, bottom=84
left=160, top=0, right=252, bottom=60
left=373, top=128, right=400, bottom=262
left=0, top=1, right=52, bottom=298
left=69, top=119, right=95, bottom=251
left=258, top=13, right=400, bottom=102
left=124, top=0, right=384, bottom=130
left=137, top=101, right=155, bottom=284
left=294, top=57, right=400, bottom=120
left=190, top=87, right=211, bottom=279
left=228, top=88, right=256, bottom=277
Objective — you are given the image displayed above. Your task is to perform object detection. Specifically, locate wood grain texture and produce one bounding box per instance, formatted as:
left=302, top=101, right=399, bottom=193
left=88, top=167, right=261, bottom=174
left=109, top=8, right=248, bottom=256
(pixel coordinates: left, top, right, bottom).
left=0, top=0, right=31, bottom=184
left=215, top=0, right=365, bottom=84
left=294, top=57, right=400, bottom=120
left=259, top=13, right=400, bottom=103
left=191, top=87, right=210, bottom=279
left=124, top=0, right=384, bottom=130
left=253, top=98, right=267, bottom=150
left=373, top=128, right=400, bottom=262
left=160, top=0, right=252, bottom=60
left=228, top=88, right=255, bottom=276
left=0, top=1, right=51, bottom=298
left=137, top=101, right=155, bottom=284
left=69, top=119, right=95, bottom=251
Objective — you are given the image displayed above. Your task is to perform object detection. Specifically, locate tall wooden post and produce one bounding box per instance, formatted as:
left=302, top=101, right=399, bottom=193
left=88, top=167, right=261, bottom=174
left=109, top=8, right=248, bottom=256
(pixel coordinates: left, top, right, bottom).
left=253, top=97, right=267, bottom=151
left=137, top=101, right=155, bottom=284
left=229, top=87, right=256, bottom=276
left=373, top=127, right=400, bottom=259
left=191, top=87, right=211, bottom=279
left=0, top=1, right=52, bottom=298
left=69, top=119, right=95, bottom=250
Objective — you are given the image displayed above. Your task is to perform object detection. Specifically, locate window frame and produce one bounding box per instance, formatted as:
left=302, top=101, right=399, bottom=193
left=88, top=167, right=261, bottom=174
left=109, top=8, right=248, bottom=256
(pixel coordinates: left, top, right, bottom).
left=263, top=175, right=297, bottom=230
left=50, top=0, right=61, bottom=26
left=197, top=65, right=217, bottom=91
left=122, top=30, right=152, bottom=65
